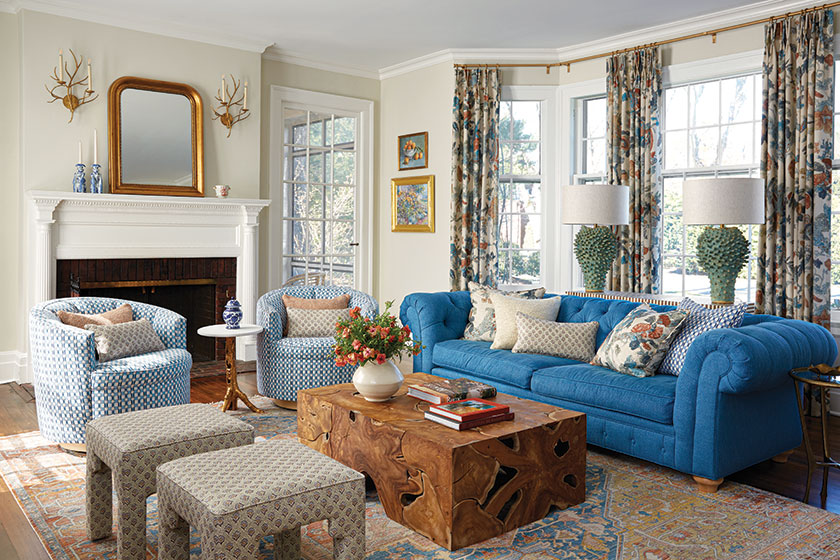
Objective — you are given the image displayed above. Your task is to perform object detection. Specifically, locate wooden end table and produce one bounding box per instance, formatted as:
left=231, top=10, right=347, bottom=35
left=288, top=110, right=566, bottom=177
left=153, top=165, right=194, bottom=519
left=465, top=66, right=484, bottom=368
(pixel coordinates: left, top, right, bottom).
left=297, top=372, right=586, bottom=550
left=790, top=364, right=840, bottom=507
left=197, top=324, right=264, bottom=413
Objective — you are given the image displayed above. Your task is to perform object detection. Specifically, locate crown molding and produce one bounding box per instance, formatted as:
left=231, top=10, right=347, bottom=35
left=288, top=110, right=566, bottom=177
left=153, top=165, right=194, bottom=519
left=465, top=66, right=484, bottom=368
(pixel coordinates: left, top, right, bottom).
left=262, top=46, right=380, bottom=80
left=377, top=0, right=823, bottom=80
left=0, top=0, right=20, bottom=14
left=9, top=0, right=272, bottom=52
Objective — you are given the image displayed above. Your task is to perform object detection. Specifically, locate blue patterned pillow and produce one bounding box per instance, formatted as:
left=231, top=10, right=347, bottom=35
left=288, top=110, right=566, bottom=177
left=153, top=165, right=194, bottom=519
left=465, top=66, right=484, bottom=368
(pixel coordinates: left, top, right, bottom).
left=658, top=298, right=747, bottom=376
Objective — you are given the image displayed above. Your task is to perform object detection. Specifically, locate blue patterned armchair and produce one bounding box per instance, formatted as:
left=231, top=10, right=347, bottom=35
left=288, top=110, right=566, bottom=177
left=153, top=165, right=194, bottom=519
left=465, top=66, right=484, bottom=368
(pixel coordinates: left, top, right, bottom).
left=29, top=297, right=192, bottom=446
left=256, top=286, right=378, bottom=402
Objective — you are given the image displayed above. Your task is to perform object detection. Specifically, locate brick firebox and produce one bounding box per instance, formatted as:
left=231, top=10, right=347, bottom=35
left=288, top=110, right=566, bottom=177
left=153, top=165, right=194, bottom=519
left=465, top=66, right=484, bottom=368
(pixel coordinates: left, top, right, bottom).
left=56, top=258, right=236, bottom=361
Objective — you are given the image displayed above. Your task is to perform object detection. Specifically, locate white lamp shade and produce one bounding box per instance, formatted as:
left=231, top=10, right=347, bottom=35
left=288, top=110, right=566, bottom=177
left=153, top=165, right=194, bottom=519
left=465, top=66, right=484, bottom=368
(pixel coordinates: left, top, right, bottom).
left=560, top=184, right=630, bottom=225
left=682, top=178, right=765, bottom=225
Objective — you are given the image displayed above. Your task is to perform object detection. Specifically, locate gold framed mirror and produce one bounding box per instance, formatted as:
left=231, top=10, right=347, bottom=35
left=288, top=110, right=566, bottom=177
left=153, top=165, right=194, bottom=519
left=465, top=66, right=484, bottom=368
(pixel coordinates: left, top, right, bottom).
left=108, top=76, right=204, bottom=196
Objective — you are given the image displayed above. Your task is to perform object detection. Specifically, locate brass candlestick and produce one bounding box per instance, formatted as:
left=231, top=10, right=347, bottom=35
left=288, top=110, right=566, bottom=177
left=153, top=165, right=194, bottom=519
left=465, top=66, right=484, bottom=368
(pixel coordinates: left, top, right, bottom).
left=45, top=49, right=97, bottom=123
left=213, top=74, right=250, bottom=138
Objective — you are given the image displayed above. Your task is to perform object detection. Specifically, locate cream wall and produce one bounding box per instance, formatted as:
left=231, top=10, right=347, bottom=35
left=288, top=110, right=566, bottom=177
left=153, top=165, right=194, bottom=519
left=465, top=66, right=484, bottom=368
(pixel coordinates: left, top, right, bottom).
left=258, top=59, right=380, bottom=297
left=1, top=13, right=21, bottom=358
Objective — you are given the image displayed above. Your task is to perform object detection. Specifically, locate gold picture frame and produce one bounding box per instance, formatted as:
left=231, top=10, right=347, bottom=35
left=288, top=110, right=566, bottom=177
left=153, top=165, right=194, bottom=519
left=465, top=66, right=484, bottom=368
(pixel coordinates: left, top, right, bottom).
left=391, top=175, right=435, bottom=233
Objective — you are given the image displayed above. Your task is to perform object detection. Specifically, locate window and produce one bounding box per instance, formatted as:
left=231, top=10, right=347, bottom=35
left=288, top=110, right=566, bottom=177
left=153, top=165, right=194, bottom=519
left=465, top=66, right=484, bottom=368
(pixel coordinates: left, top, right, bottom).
left=573, top=73, right=762, bottom=302
left=282, top=109, right=358, bottom=287
left=498, top=100, right=543, bottom=286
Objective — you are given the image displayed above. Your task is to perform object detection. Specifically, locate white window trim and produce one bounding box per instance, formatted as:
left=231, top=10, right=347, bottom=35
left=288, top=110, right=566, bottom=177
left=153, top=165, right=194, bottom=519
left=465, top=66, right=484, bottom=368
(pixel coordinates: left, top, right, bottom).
left=268, top=85, right=374, bottom=294
left=498, top=85, right=557, bottom=292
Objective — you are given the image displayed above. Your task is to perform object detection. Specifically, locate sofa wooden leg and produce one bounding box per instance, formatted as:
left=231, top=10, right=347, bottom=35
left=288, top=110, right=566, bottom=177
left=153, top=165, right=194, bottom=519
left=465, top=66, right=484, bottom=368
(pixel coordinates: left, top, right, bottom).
left=693, top=476, right=723, bottom=493
left=772, top=449, right=795, bottom=463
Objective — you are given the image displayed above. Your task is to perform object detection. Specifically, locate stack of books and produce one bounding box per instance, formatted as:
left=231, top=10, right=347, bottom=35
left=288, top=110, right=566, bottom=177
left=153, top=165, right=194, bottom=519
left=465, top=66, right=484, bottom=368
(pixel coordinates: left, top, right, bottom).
left=424, top=398, right=514, bottom=431
left=407, top=377, right=497, bottom=404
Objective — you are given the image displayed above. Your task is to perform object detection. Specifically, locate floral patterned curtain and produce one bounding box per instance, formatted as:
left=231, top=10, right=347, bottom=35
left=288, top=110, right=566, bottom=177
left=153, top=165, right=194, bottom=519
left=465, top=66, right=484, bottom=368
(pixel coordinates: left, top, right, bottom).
left=606, top=47, right=663, bottom=293
left=756, top=9, right=833, bottom=331
left=450, top=68, right=501, bottom=290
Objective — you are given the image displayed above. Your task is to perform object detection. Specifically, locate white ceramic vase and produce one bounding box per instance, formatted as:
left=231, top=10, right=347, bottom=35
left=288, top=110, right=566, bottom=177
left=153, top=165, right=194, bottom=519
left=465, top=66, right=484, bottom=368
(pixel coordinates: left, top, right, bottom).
left=352, top=359, right=404, bottom=402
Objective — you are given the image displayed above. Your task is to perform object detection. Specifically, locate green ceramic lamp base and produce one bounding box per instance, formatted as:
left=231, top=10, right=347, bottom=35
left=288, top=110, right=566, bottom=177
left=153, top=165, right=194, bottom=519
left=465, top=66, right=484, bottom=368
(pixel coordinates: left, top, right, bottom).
left=696, top=226, right=749, bottom=304
left=574, top=225, right=618, bottom=292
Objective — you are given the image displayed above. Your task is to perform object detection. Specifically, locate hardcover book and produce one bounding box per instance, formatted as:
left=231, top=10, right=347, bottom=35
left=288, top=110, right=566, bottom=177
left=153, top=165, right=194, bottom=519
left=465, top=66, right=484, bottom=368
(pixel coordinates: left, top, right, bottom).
left=424, top=410, right=515, bottom=430
left=428, top=398, right=510, bottom=422
left=407, top=378, right=497, bottom=404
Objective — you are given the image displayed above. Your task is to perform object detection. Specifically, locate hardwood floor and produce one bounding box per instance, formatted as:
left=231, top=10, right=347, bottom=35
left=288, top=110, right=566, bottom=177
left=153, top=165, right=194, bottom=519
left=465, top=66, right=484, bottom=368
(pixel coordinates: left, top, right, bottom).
left=0, top=373, right=838, bottom=559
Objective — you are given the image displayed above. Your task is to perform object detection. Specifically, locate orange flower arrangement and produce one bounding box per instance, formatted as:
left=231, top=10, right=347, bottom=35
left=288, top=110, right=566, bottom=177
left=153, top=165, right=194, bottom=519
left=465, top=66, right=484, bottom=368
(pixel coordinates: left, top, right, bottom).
left=333, top=301, right=422, bottom=367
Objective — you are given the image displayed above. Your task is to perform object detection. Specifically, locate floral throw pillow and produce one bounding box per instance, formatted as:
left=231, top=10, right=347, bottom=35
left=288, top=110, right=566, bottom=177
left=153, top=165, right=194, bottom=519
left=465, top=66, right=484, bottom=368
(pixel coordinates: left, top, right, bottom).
left=591, top=304, right=689, bottom=378
left=463, top=281, right=546, bottom=342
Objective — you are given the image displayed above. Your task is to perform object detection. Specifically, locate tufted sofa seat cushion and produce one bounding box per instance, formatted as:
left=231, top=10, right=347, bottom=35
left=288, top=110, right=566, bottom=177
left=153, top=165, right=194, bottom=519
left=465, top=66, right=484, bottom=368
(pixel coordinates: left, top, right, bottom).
left=432, top=339, right=578, bottom=389
left=531, top=363, right=678, bottom=424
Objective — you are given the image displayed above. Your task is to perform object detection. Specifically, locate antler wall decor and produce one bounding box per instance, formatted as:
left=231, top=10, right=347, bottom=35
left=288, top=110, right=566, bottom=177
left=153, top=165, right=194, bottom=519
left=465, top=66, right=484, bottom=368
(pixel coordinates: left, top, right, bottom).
left=46, top=49, right=97, bottom=123
left=213, top=74, right=250, bottom=138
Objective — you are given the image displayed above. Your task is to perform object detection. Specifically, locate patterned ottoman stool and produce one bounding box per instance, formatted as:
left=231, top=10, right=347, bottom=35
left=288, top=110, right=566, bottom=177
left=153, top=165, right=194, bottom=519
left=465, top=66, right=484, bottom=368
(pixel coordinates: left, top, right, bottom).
left=157, top=440, right=366, bottom=560
left=85, top=403, right=254, bottom=560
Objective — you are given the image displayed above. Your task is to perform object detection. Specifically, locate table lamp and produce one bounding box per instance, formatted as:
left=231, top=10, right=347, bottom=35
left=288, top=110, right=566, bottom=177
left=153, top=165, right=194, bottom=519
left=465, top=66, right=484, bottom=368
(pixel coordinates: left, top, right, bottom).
left=682, top=177, right=764, bottom=304
left=561, top=184, right=630, bottom=292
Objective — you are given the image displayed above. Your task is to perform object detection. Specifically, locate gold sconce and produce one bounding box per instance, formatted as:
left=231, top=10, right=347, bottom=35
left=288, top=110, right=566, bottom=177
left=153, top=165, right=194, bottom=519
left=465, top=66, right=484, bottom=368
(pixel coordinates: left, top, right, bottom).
left=46, top=49, right=97, bottom=123
left=213, top=74, right=250, bottom=138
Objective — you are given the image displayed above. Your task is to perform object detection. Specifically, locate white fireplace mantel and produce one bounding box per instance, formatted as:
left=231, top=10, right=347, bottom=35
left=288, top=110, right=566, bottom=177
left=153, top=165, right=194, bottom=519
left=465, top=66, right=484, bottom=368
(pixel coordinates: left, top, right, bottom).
left=25, top=191, right=270, bottom=379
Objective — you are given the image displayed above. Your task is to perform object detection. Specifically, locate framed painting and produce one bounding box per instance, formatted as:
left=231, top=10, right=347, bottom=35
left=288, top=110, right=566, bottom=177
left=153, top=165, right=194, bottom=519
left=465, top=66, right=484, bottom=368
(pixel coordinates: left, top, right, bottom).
left=398, top=131, right=428, bottom=171
left=391, top=175, right=435, bottom=233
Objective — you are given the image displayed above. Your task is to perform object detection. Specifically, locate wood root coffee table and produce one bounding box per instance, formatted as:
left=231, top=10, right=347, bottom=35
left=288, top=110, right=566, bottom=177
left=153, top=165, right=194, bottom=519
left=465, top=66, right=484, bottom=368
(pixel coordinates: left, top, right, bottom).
left=297, top=372, right=586, bottom=550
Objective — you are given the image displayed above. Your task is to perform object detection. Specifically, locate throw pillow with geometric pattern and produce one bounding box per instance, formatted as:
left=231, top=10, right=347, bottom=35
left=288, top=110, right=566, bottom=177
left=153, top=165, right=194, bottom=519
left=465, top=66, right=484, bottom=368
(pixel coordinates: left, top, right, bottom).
left=85, top=318, right=165, bottom=362
left=286, top=307, right=351, bottom=338
left=512, top=313, right=599, bottom=362
left=657, top=298, right=747, bottom=376
left=591, top=304, right=689, bottom=378
left=463, top=281, right=546, bottom=342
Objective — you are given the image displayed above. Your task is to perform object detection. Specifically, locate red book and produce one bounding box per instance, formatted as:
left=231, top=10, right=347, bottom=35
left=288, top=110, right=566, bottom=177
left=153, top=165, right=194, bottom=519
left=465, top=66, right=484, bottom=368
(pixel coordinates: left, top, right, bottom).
left=425, top=410, right=515, bottom=431
left=428, top=398, right=510, bottom=422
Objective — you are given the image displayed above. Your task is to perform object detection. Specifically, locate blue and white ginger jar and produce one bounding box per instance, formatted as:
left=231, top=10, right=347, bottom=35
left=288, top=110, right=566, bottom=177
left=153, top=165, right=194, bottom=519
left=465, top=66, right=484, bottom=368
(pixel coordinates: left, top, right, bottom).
left=222, top=298, right=243, bottom=329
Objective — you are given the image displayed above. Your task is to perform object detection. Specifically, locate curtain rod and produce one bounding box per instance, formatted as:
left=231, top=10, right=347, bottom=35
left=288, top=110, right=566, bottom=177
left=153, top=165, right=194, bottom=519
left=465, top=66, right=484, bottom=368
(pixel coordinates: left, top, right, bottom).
left=454, top=1, right=840, bottom=74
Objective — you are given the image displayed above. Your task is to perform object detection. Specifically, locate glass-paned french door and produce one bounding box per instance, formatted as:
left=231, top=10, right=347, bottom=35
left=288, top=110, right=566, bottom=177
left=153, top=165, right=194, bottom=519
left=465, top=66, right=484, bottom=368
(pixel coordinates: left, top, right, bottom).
left=282, top=108, right=358, bottom=287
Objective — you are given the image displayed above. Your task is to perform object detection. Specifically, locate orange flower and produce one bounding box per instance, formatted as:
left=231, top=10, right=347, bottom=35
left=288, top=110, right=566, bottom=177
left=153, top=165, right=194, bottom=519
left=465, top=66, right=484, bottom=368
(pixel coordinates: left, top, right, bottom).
left=349, top=306, right=361, bottom=319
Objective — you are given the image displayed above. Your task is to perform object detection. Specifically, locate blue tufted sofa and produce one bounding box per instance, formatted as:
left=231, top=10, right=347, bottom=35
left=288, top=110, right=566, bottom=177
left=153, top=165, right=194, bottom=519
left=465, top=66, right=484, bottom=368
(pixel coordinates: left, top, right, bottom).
left=400, top=292, right=837, bottom=489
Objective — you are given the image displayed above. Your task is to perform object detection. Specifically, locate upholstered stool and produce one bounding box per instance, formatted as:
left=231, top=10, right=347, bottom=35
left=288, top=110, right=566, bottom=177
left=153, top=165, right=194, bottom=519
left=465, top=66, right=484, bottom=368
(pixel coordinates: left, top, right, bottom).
left=157, top=440, right=366, bottom=560
left=85, top=403, right=254, bottom=560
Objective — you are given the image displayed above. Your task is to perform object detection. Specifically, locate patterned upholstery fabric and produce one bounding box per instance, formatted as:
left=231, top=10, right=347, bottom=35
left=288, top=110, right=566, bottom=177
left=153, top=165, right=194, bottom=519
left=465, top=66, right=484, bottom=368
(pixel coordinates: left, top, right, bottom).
left=86, top=404, right=254, bottom=560
left=86, top=318, right=165, bottom=362
left=512, top=313, right=599, bottom=362
left=658, top=298, right=747, bottom=376
left=286, top=307, right=351, bottom=338
left=157, top=440, right=365, bottom=560
left=257, top=286, right=377, bottom=401
left=29, top=297, right=193, bottom=444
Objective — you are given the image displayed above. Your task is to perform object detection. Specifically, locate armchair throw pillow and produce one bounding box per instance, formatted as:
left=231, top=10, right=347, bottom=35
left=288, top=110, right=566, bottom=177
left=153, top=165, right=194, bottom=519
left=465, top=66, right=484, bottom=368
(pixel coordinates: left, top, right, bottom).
left=464, top=281, right=546, bottom=342
left=512, top=313, right=599, bottom=362
left=286, top=307, right=351, bottom=338
left=85, top=318, right=165, bottom=363
left=490, top=294, right=562, bottom=350
left=658, top=298, right=747, bottom=376
left=57, top=303, right=133, bottom=329
left=591, top=304, right=689, bottom=378
left=281, top=294, right=350, bottom=335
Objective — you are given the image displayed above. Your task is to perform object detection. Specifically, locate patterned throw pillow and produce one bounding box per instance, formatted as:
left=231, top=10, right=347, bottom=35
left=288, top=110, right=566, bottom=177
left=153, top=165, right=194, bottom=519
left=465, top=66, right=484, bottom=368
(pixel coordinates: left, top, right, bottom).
left=282, top=294, right=350, bottom=335
left=286, top=307, right=351, bottom=338
left=591, top=304, right=689, bottom=378
left=463, top=281, right=546, bottom=342
left=490, top=294, right=562, bottom=350
left=85, top=318, right=165, bottom=363
left=512, top=313, right=599, bottom=362
left=57, top=303, right=133, bottom=329
left=658, top=298, right=747, bottom=376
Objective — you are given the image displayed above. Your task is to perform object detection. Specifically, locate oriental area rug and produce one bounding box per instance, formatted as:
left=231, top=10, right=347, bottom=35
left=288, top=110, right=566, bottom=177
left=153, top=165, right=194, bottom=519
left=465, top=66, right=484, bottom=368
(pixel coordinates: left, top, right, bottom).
left=1, top=398, right=838, bottom=560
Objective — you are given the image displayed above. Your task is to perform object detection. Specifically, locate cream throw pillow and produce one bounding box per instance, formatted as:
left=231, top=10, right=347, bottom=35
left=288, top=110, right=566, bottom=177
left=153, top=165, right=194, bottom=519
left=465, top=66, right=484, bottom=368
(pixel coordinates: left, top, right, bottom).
left=286, top=307, right=351, bottom=338
left=512, top=313, right=599, bottom=362
left=490, top=294, right=562, bottom=350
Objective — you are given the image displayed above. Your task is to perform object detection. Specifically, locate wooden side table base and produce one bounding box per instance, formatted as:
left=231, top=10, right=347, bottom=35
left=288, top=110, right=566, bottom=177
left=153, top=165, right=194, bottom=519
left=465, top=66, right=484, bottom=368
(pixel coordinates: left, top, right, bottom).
left=222, top=337, right=264, bottom=414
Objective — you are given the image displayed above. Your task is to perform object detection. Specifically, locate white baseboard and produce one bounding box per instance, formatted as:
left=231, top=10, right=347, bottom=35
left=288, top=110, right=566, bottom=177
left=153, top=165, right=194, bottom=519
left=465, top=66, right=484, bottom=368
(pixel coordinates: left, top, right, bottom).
left=0, top=351, right=27, bottom=384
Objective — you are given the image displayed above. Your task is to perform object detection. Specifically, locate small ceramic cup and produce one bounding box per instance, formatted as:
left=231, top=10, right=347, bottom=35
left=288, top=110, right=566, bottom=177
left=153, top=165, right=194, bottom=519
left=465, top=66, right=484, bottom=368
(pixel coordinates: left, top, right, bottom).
left=214, top=184, right=230, bottom=198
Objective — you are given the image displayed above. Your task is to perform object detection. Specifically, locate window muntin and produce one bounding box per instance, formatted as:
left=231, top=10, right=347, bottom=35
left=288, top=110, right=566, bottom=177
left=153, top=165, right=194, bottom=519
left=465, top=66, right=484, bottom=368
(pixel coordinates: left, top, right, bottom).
left=498, top=100, right=542, bottom=286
